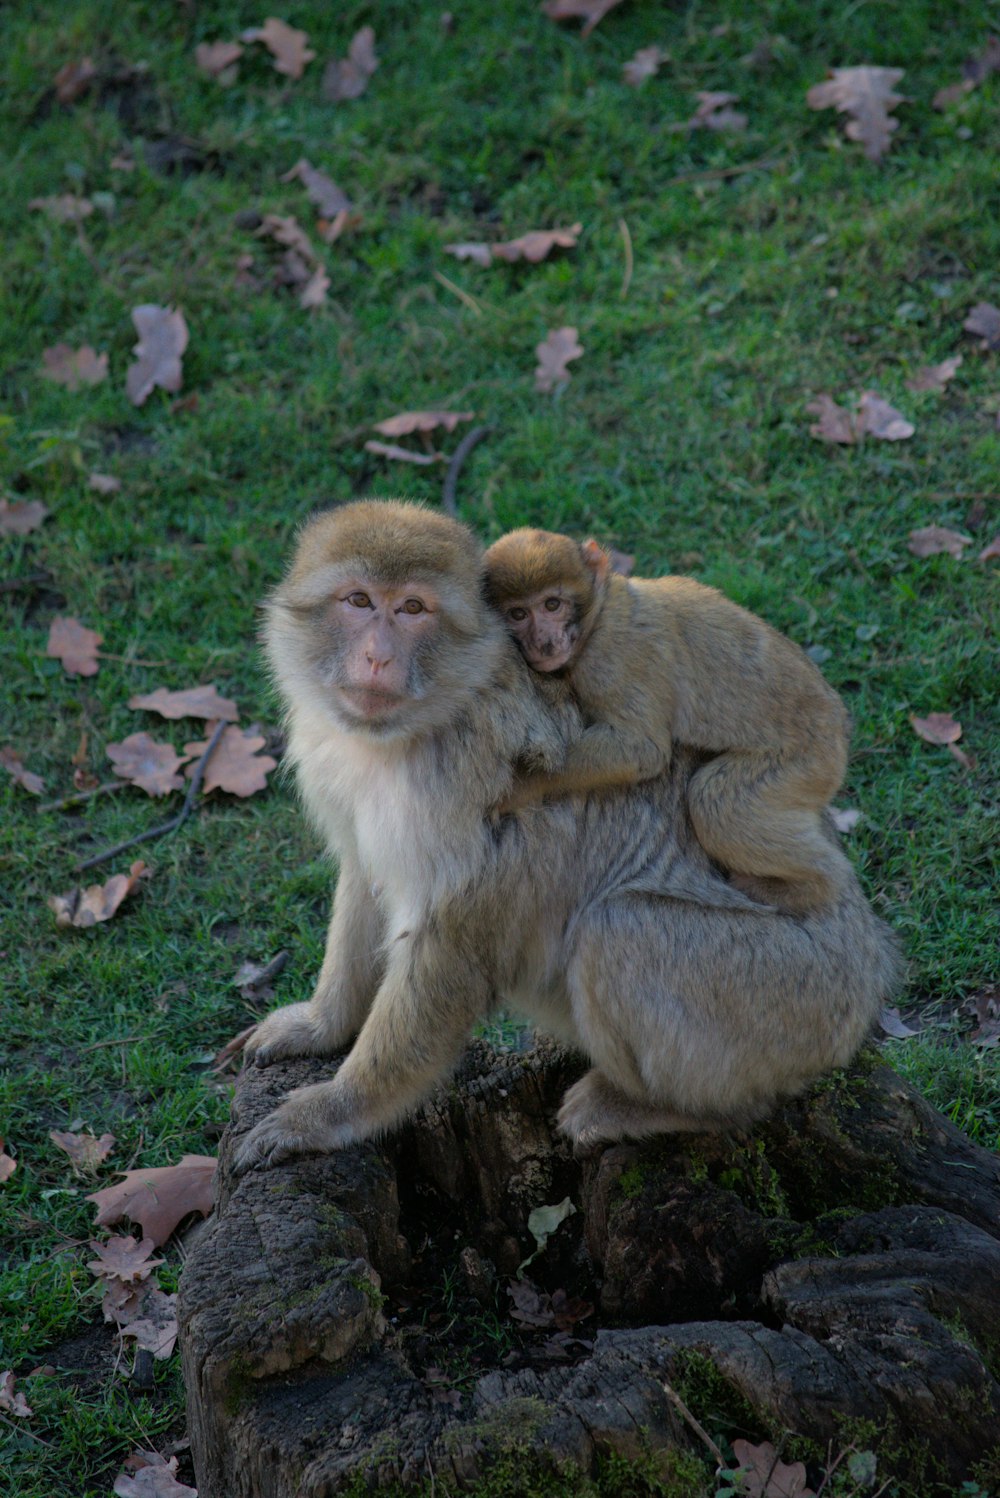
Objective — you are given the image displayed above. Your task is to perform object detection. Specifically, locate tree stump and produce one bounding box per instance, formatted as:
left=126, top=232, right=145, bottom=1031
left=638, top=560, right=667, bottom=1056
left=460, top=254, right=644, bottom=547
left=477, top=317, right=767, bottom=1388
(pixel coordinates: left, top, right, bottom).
left=179, top=1042, right=1000, bottom=1496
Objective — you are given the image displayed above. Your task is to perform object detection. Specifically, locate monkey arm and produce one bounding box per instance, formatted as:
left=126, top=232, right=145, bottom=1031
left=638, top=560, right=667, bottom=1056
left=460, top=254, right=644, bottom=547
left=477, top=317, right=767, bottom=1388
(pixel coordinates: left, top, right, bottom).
left=498, top=722, right=670, bottom=812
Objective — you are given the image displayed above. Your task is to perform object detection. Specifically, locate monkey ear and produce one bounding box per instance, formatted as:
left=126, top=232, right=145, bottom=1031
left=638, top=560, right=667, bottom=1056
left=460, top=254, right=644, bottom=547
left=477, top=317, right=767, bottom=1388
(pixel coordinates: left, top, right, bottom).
left=580, top=538, right=611, bottom=588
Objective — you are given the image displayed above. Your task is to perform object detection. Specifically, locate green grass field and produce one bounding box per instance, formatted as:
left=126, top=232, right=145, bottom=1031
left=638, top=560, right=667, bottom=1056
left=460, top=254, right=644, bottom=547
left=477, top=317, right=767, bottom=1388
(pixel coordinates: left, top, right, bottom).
left=1, top=2, right=998, bottom=1494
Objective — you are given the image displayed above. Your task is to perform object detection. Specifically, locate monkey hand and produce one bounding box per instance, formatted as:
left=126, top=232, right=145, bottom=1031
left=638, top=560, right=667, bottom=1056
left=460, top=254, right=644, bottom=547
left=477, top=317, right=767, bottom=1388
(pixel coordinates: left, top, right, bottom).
left=232, top=1080, right=363, bottom=1172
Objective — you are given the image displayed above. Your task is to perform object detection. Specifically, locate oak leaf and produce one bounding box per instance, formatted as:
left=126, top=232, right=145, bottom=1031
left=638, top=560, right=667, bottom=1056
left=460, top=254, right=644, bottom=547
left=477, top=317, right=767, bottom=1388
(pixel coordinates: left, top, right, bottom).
left=443, top=242, right=493, bottom=267
left=365, top=440, right=443, bottom=465
left=910, top=711, right=962, bottom=746
left=47, top=616, right=103, bottom=676
left=182, top=725, right=276, bottom=797
left=50, top=1130, right=116, bottom=1171
left=907, top=525, right=972, bottom=559
left=541, top=0, right=624, bottom=37
left=89, top=472, right=122, bottom=494
left=0, top=1371, right=32, bottom=1419
left=906, top=355, right=962, bottom=392
left=126, top=305, right=189, bottom=407
left=963, top=302, right=1000, bottom=350
left=623, top=46, right=668, bottom=86
left=806, top=393, right=856, bottom=444
left=107, top=732, right=189, bottom=796
left=114, top=1451, right=197, bottom=1498
left=0, top=1141, right=15, bottom=1182
left=492, top=224, right=583, bottom=264
left=535, top=326, right=584, bottom=392
left=322, top=27, right=378, bottom=102
left=86, top=1154, right=216, bottom=1246
left=88, top=1235, right=162, bottom=1284
left=42, top=344, right=108, bottom=390
left=195, top=40, right=244, bottom=79
left=256, top=212, right=319, bottom=263
left=731, top=1439, right=815, bottom=1498
left=242, top=17, right=315, bottom=79
left=979, top=535, right=1000, bottom=561
left=299, top=265, right=330, bottom=309
left=806, top=65, right=905, bottom=161
left=1, top=746, right=45, bottom=795
left=55, top=57, right=96, bottom=104
left=373, top=410, right=473, bottom=437
left=0, top=498, right=49, bottom=535
left=119, top=1287, right=178, bottom=1359
left=128, top=683, right=239, bottom=722
left=807, top=391, right=914, bottom=443
left=49, top=861, right=149, bottom=929
left=831, top=807, right=861, bottom=833
left=29, top=193, right=94, bottom=223
left=685, top=90, right=747, bottom=131
left=281, top=159, right=352, bottom=217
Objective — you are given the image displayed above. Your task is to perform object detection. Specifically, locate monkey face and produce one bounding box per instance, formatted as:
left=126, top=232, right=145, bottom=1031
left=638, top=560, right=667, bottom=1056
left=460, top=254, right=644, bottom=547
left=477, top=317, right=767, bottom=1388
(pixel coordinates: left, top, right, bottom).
left=503, top=590, right=580, bottom=672
left=318, top=580, right=442, bottom=726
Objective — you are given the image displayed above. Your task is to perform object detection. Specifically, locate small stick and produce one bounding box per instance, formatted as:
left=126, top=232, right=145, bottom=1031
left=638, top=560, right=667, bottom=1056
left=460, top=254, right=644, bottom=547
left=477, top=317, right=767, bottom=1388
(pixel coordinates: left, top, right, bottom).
left=666, top=153, right=782, bottom=187
left=73, top=718, right=226, bottom=872
left=95, top=651, right=169, bottom=667
left=660, top=1378, right=726, bottom=1468
left=79, top=1034, right=144, bottom=1053
left=0, top=573, right=50, bottom=594
left=39, top=780, right=125, bottom=813
left=442, top=425, right=494, bottom=516
left=618, top=217, right=634, bottom=299
left=433, top=270, right=484, bottom=317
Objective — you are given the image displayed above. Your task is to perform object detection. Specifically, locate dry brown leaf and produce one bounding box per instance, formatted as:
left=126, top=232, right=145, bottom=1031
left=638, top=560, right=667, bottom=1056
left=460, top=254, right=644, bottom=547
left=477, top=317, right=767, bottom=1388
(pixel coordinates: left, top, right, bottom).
left=49, top=861, right=149, bottom=930
left=857, top=391, right=914, bottom=440
left=86, top=1154, right=216, bottom=1246
left=373, top=410, right=474, bottom=438
left=0, top=1141, right=16, bottom=1183
left=492, top=223, right=583, bottom=264
left=29, top=193, right=94, bottom=223
left=273, top=248, right=313, bottom=288
left=128, top=684, right=239, bottom=722
left=443, top=242, right=494, bottom=267
left=107, top=732, right=189, bottom=796
left=120, top=1287, right=178, bottom=1359
left=979, top=534, right=1000, bottom=561
left=50, top=1130, right=116, bottom=1171
left=963, top=302, right=1000, bottom=350
left=934, top=36, right=1000, bottom=107
left=364, top=440, right=444, bottom=465
left=126, top=305, right=189, bottom=407
left=213, top=1023, right=257, bottom=1072
left=1, top=746, right=45, bottom=796
left=907, top=525, right=973, bottom=559
left=182, top=725, right=276, bottom=797
left=879, top=1005, right=919, bottom=1039
left=47, top=616, right=103, bottom=676
left=535, top=327, right=584, bottom=393
left=281, top=159, right=352, bottom=217
left=114, top=1451, right=197, bottom=1498
left=906, top=355, right=962, bottom=393
left=910, top=711, right=963, bottom=747
left=542, top=0, right=624, bottom=37
left=318, top=208, right=362, bottom=244
left=299, top=265, right=330, bottom=309
left=0, top=1371, right=32, bottom=1419
left=806, top=65, right=905, bottom=161
left=0, top=498, right=49, bottom=535
left=88, top=1235, right=162, bottom=1284
left=623, top=46, right=668, bottom=86
left=687, top=90, right=747, bottom=131
left=731, top=1439, right=815, bottom=1498
left=242, top=17, right=315, bottom=79
left=41, top=344, right=108, bottom=390
left=806, top=393, right=856, bottom=444
left=322, top=26, right=378, bottom=101
left=55, top=57, right=96, bottom=104
left=831, top=807, right=861, bottom=833
left=89, top=472, right=122, bottom=494
left=256, top=212, right=318, bottom=263
left=194, top=41, right=244, bottom=81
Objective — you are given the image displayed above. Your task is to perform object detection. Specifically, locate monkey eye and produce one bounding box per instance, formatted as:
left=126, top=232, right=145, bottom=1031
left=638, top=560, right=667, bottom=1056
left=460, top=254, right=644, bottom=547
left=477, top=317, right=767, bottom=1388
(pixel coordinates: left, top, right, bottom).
left=507, top=606, right=528, bottom=623
left=544, top=596, right=562, bottom=613
left=346, top=591, right=372, bottom=609
left=400, top=598, right=425, bottom=615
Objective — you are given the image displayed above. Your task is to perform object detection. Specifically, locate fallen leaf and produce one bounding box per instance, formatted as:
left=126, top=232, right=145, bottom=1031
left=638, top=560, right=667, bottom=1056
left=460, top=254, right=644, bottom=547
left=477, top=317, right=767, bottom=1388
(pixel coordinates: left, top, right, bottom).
left=107, top=732, right=189, bottom=796
left=281, top=159, right=352, bottom=217
left=507, top=1278, right=555, bottom=1327
left=47, top=616, right=103, bottom=676
left=1, top=746, right=45, bottom=795
left=0, top=1141, right=15, bottom=1183
left=49, top=861, right=150, bottom=929
left=0, top=498, right=49, bottom=535
left=948, top=742, right=976, bottom=771
left=322, top=26, right=378, bottom=101
left=979, top=535, right=1000, bottom=561
left=830, top=807, right=861, bottom=833
left=256, top=212, right=318, bottom=263
left=111, top=150, right=136, bottom=172
left=806, top=65, right=905, bottom=161
left=182, top=725, right=276, bottom=797
left=685, top=90, right=747, bottom=131
left=41, top=344, right=108, bottom=390
left=195, top=40, right=244, bottom=79
left=87, top=1235, right=162, bottom=1284
left=242, top=17, right=315, bottom=79
left=857, top=390, right=914, bottom=440
left=731, top=1438, right=815, bottom=1498
left=548, top=1287, right=594, bottom=1332
left=364, top=441, right=444, bottom=465
left=213, top=1024, right=257, bottom=1072
left=89, top=472, right=122, bottom=494
left=0, top=1371, right=32, bottom=1420
left=906, top=355, right=962, bottom=393
left=535, top=326, right=584, bottom=393
left=29, top=193, right=94, bottom=223
left=878, top=1006, right=919, bottom=1039
left=934, top=36, right=1000, bottom=107
left=274, top=248, right=313, bottom=288
left=87, top=1154, right=216, bottom=1246
left=963, top=302, right=1000, bottom=350
left=234, top=950, right=289, bottom=1000
left=372, top=410, right=474, bottom=438
left=119, top=1287, right=178, bottom=1359
left=806, top=393, right=856, bottom=444
left=623, top=46, right=668, bottom=86
left=129, top=684, right=239, bottom=722
left=541, top=0, right=624, bottom=37
left=491, top=224, right=583, bottom=264
left=910, top=711, right=962, bottom=746
left=317, top=208, right=362, bottom=244
left=114, top=1451, right=197, bottom=1498
left=50, top=1131, right=116, bottom=1170
left=55, top=57, right=96, bottom=104
left=443, top=242, right=494, bottom=267
left=299, top=265, right=330, bottom=309
left=907, top=525, right=973, bottom=559
left=126, top=305, right=189, bottom=407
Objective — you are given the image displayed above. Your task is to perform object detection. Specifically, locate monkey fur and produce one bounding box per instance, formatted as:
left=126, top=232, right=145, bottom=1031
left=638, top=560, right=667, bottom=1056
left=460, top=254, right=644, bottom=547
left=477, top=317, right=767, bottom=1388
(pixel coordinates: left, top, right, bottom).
left=233, top=501, right=899, bottom=1171
left=484, top=527, right=852, bottom=915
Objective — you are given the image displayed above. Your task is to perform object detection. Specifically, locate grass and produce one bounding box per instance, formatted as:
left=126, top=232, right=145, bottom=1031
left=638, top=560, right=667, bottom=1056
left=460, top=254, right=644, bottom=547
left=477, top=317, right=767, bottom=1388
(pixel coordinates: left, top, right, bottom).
left=1, top=1, right=998, bottom=1493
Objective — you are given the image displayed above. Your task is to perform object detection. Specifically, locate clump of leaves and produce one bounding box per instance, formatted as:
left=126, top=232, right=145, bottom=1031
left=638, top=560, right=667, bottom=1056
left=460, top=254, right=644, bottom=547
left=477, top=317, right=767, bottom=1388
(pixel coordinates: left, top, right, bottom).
left=807, top=391, right=914, bottom=443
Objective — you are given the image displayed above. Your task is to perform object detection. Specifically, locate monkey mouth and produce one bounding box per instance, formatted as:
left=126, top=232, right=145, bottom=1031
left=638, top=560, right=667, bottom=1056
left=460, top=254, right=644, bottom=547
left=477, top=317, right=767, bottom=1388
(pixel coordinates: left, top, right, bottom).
left=338, top=685, right=409, bottom=720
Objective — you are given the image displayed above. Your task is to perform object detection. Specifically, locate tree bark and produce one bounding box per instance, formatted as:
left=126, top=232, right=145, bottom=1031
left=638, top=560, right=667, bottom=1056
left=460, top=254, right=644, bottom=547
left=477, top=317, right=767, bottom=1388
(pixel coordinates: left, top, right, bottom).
left=179, top=1043, right=1000, bottom=1495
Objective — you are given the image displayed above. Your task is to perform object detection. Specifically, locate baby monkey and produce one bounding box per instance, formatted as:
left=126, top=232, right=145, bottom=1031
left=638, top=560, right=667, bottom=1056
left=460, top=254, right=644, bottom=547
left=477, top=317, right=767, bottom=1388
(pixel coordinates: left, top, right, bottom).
left=483, top=528, right=851, bottom=915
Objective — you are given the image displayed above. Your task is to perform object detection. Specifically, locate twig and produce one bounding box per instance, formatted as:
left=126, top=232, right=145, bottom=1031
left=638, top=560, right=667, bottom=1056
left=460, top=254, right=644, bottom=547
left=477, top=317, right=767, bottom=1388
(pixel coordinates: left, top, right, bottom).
left=95, top=651, right=169, bottom=667
left=666, top=153, right=782, bottom=187
left=433, top=271, right=484, bottom=316
left=659, top=1378, right=725, bottom=1468
left=442, top=425, right=494, bottom=516
left=0, top=1411, right=53, bottom=1448
left=618, top=217, right=633, bottom=299
left=73, top=718, right=226, bottom=872
left=79, top=1034, right=144, bottom=1052
left=39, top=780, right=126, bottom=813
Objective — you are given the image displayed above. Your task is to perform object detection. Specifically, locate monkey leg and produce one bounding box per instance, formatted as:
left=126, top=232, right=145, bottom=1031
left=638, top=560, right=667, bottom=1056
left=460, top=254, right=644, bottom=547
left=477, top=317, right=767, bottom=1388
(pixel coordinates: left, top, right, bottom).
left=245, top=857, right=385, bottom=1066
left=557, top=1068, right=720, bottom=1151
left=234, top=919, right=490, bottom=1171
left=687, top=752, right=851, bottom=914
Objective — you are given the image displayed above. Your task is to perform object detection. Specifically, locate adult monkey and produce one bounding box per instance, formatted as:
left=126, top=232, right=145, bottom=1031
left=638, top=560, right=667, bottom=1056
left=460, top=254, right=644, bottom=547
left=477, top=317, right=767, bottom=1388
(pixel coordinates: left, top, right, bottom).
left=234, top=500, right=899, bottom=1171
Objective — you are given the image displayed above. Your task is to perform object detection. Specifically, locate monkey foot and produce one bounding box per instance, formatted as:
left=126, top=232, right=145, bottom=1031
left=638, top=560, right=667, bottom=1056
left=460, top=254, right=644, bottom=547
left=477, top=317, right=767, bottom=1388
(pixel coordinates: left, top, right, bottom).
left=233, top=1112, right=355, bottom=1173
left=557, top=1070, right=713, bottom=1150
left=243, top=1001, right=348, bottom=1068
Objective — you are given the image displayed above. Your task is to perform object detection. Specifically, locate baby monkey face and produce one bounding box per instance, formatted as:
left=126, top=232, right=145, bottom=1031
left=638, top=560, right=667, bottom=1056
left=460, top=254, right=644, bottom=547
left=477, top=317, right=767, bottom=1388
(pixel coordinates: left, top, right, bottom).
left=503, top=589, right=579, bottom=672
